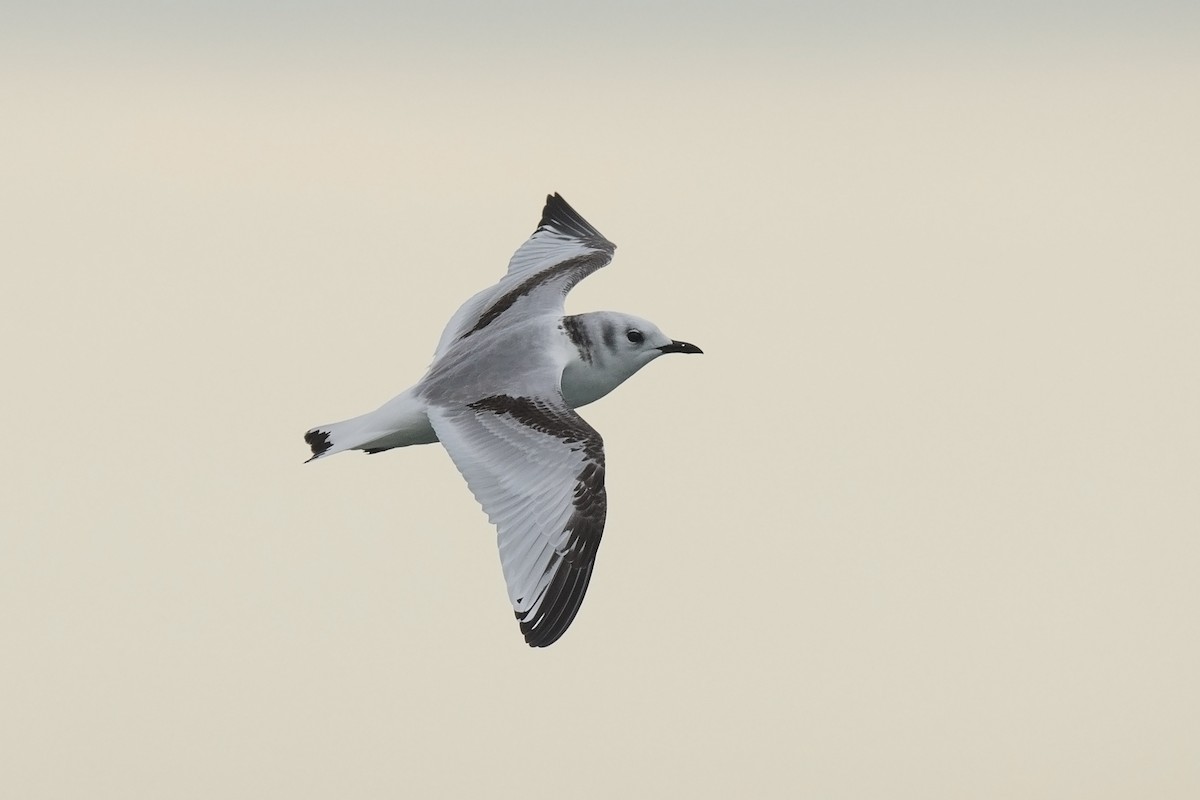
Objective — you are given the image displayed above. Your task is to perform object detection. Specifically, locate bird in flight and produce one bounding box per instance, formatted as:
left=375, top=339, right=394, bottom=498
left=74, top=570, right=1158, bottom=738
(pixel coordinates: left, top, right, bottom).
left=304, top=194, right=702, bottom=646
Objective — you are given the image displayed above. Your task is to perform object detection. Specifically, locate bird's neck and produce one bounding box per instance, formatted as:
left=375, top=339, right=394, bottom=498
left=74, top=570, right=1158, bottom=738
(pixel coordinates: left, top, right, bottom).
left=560, top=353, right=634, bottom=409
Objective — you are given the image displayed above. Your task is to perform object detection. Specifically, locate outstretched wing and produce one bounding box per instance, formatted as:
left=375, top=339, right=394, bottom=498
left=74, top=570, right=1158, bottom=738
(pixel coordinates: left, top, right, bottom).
left=433, top=194, right=616, bottom=358
left=426, top=395, right=606, bottom=647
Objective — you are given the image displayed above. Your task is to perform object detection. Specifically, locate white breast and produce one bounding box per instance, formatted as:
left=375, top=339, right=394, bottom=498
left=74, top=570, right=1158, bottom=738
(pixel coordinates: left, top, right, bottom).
left=561, top=360, right=618, bottom=408
left=559, top=346, right=642, bottom=410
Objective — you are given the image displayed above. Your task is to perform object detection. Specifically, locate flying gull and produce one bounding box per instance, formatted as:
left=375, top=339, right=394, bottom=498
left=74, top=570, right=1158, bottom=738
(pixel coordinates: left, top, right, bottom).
left=304, top=194, right=702, bottom=646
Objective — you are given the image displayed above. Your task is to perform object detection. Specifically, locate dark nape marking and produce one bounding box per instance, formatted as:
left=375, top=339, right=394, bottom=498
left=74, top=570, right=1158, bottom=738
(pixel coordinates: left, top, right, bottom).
left=600, top=319, right=618, bottom=353
left=463, top=253, right=605, bottom=338
left=468, top=393, right=608, bottom=647
left=562, top=315, right=593, bottom=364
left=304, top=429, right=332, bottom=459
left=538, top=194, right=616, bottom=255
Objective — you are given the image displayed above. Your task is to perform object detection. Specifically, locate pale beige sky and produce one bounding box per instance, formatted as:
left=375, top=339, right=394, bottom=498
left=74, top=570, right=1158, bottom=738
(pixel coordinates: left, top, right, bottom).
left=2, top=6, right=1198, bottom=799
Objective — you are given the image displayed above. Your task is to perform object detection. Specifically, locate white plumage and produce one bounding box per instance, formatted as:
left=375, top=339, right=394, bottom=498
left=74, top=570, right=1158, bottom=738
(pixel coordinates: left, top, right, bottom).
left=304, top=194, right=702, bottom=647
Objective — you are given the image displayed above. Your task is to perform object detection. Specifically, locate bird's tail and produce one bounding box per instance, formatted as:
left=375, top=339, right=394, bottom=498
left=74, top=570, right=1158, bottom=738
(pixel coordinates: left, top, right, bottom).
left=304, top=388, right=438, bottom=462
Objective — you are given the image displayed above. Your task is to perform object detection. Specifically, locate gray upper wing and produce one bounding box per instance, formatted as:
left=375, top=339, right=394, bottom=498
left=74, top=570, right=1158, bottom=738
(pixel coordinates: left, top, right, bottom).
left=432, top=194, right=616, bottom=358
left=426, top=394, right=606, bottom=647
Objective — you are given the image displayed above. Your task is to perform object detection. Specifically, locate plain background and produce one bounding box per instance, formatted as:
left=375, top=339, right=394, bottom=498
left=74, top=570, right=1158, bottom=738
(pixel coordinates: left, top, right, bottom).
left=3, top=2, right=1198, bottom=797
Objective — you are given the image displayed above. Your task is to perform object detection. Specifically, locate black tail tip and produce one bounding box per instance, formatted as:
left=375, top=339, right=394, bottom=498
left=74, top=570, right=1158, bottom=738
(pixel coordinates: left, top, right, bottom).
left=304, top=429, right=332, bottom=460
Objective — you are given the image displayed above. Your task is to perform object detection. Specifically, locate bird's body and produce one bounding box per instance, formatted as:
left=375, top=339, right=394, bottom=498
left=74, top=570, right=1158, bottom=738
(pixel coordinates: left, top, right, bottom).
left=305, top=194, right=701, bottom=646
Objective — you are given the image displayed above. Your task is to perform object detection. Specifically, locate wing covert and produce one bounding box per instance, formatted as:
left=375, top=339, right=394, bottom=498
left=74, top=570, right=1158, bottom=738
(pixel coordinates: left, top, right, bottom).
left=433, top=194, right=616, bottom=358
left=427, top=395, right=607, bottom=647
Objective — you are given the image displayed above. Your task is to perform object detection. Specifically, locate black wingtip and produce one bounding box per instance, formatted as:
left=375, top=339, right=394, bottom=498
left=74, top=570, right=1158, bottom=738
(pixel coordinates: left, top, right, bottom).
left=538, top=193, right=567, bottom=229
left=304, top=429, right=332, bottom=462
left=537, top=193, right=615, bottom=254
left=517, top=563, right=596, bottom=648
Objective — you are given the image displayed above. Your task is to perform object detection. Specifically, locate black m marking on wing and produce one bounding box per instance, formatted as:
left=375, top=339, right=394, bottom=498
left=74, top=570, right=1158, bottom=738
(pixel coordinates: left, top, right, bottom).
left=462, top=253, right=608, bottom=338
left=467, top=393, right=607, bottom=647
left=467, top=394, right=603, bottom=462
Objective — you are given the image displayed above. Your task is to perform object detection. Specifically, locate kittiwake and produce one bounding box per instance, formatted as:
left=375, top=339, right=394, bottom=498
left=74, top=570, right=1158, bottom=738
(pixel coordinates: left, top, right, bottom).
left=304, top=193, right=702, bottom=647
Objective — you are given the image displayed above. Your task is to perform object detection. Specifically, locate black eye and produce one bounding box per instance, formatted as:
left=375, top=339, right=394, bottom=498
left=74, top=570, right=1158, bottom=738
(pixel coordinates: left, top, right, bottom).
left=626, top=329, right=644, bottom=344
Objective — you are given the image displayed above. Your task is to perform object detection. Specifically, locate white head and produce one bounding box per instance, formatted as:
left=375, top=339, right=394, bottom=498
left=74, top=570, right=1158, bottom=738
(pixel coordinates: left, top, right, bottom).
left=559, top=311, right=702, bottom=408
